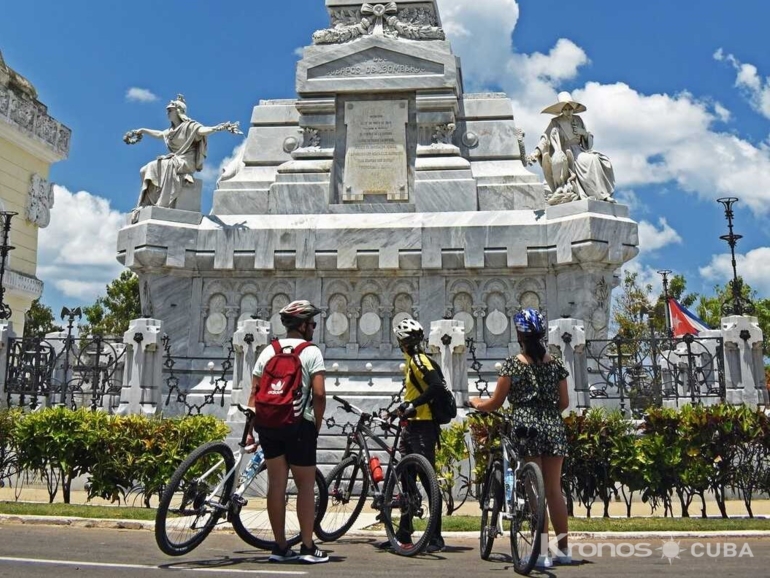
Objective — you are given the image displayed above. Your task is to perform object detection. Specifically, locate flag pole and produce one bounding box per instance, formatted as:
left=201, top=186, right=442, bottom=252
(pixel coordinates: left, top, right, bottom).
left=657, top=269, right=672, bottom=338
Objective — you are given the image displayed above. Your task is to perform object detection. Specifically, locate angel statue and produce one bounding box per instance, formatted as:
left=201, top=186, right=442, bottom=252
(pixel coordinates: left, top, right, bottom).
left=527, top=92, right=615, bottom=205
left=124, top=94, right=242, bottom=214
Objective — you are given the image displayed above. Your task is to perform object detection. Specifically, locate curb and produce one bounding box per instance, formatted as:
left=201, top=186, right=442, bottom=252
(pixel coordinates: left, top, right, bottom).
left=2, top=515, right=770, bottom=539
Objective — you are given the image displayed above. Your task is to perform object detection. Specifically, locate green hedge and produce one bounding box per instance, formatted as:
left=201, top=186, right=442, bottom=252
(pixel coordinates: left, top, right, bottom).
left=1, top=407, right=228, bottom=505
left=443, top=404, right=770, bottom=519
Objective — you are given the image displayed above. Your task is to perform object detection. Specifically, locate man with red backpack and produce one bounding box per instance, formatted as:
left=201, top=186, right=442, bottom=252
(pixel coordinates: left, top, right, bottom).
left=247, top=300, right=327, bottom=564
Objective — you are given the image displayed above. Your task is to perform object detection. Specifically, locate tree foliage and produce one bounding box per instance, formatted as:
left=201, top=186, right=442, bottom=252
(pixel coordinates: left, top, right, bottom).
left=23, top=299, right=62, bottom=338
left=81, top=271, right=141, bottom=337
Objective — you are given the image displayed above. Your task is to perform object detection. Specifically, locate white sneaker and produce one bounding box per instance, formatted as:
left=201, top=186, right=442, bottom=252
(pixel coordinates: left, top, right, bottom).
left=535, top=554, right=553, bottom=568
left=553, top=550, right=572, bottom=565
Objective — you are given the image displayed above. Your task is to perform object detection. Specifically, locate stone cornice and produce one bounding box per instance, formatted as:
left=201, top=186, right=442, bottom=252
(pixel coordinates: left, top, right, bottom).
left=3, top=268, right=44, bottom=300
left=0, top=84, right=70, bottom=163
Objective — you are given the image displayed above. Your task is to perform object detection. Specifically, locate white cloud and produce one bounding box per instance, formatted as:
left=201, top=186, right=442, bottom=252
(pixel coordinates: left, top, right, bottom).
left=700, top=246, right=770, bottom=295
left=638, top=218, right=682, bottom=253
left=714, top=49, right=770, bottom=119
left=437, top=1, right=770, bottom=217
left=125, top=87, right=159, bottom=103
left=38, top=185, right=127, bottom=302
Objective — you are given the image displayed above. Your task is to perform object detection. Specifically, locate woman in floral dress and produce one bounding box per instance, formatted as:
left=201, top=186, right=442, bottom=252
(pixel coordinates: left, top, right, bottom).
left=469, top=308, right=571, bottom=567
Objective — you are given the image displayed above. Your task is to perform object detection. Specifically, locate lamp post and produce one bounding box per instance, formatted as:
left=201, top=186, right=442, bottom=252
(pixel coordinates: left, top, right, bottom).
left=716, top=197, right=754, bottom=316
left=657, top=269, right=672, bottom=337
left=0, top=211, right=17, bottom=321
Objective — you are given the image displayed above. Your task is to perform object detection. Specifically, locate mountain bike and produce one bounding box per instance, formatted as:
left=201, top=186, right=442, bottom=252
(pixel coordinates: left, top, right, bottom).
left=315, top=395, right=441, bottom=556
left=155, top=405, right=328, bottom=556
left=471, top=408, right=546, bottom=575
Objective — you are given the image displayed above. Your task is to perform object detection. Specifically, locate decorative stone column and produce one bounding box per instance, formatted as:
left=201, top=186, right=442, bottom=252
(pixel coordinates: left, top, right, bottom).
left=117, top=318, right=164, bottom=416
left=0, top=322, right=14, bottom=408
left=472, top=305, right=487, bottom=355
left=379, top=304, right=394, bottom=352
left=227, top=317, right=270, bottom=424
left=721, top=316, right=766, bottom=406
left=428, top=319, right=469, bottom=406
left=346, top=305, right=360, bottom=354
left=547, top=318, right=587, bottom=412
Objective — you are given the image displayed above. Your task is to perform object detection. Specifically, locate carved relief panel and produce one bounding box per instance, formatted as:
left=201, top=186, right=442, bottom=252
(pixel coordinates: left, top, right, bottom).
left=325, top=293, right=350, bottom=347
left=359, top=292, right=383, bottom=349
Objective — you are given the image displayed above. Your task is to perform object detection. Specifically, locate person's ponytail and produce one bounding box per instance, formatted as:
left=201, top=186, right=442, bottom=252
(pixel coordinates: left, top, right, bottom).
left=520, top=333, right=546, bottom=364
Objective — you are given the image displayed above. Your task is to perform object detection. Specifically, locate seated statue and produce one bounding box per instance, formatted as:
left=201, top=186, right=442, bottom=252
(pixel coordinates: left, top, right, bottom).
left=527, top=92, right=615, bottom=205
left=124, top=94, right=241, bottom=215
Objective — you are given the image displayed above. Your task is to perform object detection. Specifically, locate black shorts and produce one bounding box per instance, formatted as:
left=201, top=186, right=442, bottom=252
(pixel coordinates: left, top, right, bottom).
left=256, top=419, right=318, bottom=467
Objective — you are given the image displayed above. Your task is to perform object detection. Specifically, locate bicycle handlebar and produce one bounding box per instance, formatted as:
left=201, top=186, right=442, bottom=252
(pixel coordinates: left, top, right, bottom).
left=333, top=394, right=409, bottom=424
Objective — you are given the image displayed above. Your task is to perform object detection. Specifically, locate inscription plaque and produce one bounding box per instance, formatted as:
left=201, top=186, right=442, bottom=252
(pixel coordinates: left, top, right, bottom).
left=343, top=100, right=408, bottom=202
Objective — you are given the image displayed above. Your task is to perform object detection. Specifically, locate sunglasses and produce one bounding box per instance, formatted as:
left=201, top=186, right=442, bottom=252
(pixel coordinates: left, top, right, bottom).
left=308, top=321, right=317, bottom=329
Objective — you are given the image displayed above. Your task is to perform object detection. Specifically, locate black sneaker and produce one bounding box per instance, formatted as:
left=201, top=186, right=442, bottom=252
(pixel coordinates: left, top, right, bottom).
left=268, top=544, right=298, bottom=562
left=426, top=536, right=445, bottom=553
left=298, top=542, right=329, bottom=564
left=377, top=539, right=414, bottom=551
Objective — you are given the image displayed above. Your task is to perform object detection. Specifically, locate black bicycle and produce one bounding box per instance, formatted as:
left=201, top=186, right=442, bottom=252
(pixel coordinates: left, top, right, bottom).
left=472, top=409, right=546, bottom=575
left=315, top=395, right=441, bottom=556
left=155, top=405, right=328, bottom=556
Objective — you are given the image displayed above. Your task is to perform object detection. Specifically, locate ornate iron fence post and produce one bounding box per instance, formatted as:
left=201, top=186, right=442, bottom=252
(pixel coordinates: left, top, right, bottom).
left=0, top=211, right=17, bottom=322
left=716, top=198, right=755, bottom=316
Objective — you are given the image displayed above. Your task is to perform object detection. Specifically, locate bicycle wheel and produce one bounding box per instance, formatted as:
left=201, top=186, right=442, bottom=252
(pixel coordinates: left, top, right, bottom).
left=316, top=455, right=370, bottom=542
left=155, top=441, right=235, bottom=556
left=231, top=464, right=328, bottom=549
left=509, top=462, right=546, bottom=575
left=381, top=453, right=441, bottom=556
left=479, top=461, right=503, bottom=560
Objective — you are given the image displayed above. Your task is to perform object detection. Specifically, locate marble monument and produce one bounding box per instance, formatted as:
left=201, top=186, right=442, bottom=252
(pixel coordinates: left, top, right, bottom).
left=117, top=0, right=639, bottom=391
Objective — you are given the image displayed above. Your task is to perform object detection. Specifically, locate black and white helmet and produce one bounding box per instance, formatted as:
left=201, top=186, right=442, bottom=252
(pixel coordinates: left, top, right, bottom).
left=393, top=318, right=424, bottom=345
left=280, top=300, right=321, bottom=327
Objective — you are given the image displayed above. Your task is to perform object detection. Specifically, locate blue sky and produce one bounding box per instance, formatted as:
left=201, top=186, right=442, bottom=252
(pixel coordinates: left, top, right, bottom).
left=2, top=0, right=770, bottom=316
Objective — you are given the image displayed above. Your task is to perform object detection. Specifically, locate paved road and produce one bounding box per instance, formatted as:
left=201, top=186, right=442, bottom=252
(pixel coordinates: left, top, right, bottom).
left=0, top=525, right=767, bottom=577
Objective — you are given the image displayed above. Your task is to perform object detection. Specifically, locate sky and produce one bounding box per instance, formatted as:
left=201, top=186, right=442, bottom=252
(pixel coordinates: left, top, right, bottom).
left=2, top=0, right=770, bottom=317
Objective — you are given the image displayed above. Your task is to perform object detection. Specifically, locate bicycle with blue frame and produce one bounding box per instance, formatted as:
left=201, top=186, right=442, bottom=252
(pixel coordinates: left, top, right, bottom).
left=154, top=404, right=328, bottom=556
left=469, top=406, right=546, bottom=575
left=315, top=395, right=442, bottom=556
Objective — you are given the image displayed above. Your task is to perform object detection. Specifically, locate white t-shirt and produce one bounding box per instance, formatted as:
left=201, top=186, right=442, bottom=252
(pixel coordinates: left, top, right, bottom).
left=252, top=339, right=325, bottom=423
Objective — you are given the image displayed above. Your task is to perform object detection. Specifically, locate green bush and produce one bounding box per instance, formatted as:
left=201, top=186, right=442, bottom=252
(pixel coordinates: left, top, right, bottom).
left=8, top=407, right=228, bottom=505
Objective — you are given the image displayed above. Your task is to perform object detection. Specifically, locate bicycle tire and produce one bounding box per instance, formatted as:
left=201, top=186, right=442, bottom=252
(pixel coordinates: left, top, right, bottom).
left=155, top=441, right=235, bottom=556
left=381, top=453, right=441, bottom=557
left=509, top=462, right=546, bottom=575
left=479, top=461, right=503, bottom=560
left=231, top=464, right=328, bottom=549
left=315, top=455, right=370, bottom=542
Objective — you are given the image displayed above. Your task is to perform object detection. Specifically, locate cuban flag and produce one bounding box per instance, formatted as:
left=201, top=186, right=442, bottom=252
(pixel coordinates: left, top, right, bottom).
left=667, top=298, right=711, bottom=337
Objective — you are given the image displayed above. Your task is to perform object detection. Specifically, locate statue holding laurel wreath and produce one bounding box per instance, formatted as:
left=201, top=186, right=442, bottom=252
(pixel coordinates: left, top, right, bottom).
left=124, top=94, right=242, bottom=213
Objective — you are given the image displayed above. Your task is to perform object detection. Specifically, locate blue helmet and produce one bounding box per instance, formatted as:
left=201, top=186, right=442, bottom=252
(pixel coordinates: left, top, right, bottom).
left=514, top=308, right=546, bottom=336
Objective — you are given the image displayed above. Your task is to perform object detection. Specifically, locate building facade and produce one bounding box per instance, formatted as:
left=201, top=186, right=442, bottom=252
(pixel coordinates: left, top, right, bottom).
left=0, top=50, right=70, bottom=333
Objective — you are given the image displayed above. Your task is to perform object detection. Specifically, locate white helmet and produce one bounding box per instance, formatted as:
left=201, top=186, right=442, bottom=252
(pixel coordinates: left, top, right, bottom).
left=393, top=318, right=424, bottom=345
left=280, top=300, right=322, bottom=327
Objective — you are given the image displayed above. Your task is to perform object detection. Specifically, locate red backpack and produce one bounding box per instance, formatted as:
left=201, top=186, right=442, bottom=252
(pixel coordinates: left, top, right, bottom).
left=253, top=339, right=315, bottom=429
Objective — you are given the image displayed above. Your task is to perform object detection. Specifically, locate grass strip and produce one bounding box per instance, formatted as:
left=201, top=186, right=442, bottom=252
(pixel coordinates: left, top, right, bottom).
left=398, top=515, right=770, bottom=532
left=0, top=501, right=156, bottom=521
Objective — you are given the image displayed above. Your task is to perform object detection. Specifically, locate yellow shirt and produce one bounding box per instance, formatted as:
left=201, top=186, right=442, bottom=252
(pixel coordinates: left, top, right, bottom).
left=403, top=352, right=436, bottom=421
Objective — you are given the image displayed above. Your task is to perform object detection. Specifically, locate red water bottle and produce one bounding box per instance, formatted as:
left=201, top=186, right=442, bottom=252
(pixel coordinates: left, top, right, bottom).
left=369, top=457, right=384, bottom=483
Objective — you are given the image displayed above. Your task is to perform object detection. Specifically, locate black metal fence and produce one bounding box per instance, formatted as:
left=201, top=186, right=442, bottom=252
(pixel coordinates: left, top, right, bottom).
left=583, top=333, right=726, bottom=417
left=5, top=334, right=126, bottom=410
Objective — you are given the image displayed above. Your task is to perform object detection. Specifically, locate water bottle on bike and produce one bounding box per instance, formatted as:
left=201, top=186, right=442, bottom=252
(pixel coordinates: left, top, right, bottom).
left=240, top=446, right=264, bottom=484
left=504, top=459, right=514, bottom=504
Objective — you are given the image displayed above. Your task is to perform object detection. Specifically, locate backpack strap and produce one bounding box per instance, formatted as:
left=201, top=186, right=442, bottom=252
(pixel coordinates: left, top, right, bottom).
left=291, top=341, right=316, bottom=356
left=271, top=339, right=282, bottom=355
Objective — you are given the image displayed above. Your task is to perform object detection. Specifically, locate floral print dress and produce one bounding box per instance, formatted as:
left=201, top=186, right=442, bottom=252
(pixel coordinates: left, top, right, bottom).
left=498, top=356, right=569, bottom=457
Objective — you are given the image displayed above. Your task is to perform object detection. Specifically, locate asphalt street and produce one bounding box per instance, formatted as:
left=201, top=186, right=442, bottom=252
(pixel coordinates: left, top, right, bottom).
left=0, top=525, right=768, bottom=577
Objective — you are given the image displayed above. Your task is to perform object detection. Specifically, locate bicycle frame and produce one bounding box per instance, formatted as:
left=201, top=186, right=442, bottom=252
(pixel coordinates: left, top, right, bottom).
left=333, top=397, right=407, bottom=506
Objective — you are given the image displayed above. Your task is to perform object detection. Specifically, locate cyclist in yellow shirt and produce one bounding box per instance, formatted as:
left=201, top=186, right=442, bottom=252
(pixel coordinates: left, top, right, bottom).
left=379, top=318, right=445, bottom=553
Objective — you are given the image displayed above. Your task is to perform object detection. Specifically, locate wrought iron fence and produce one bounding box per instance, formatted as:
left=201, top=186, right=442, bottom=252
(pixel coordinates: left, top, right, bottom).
left=584, top=333, right=726, bottom=417
left=4, top=334, right=126, bottom=410
left=162, top=334, right=234, bottom=415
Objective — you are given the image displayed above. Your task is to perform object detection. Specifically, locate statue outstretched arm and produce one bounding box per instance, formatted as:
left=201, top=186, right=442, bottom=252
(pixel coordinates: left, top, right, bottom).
left=198, top=121, right=243, bottom=137
left=137, top=128, right=165, bottom=139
